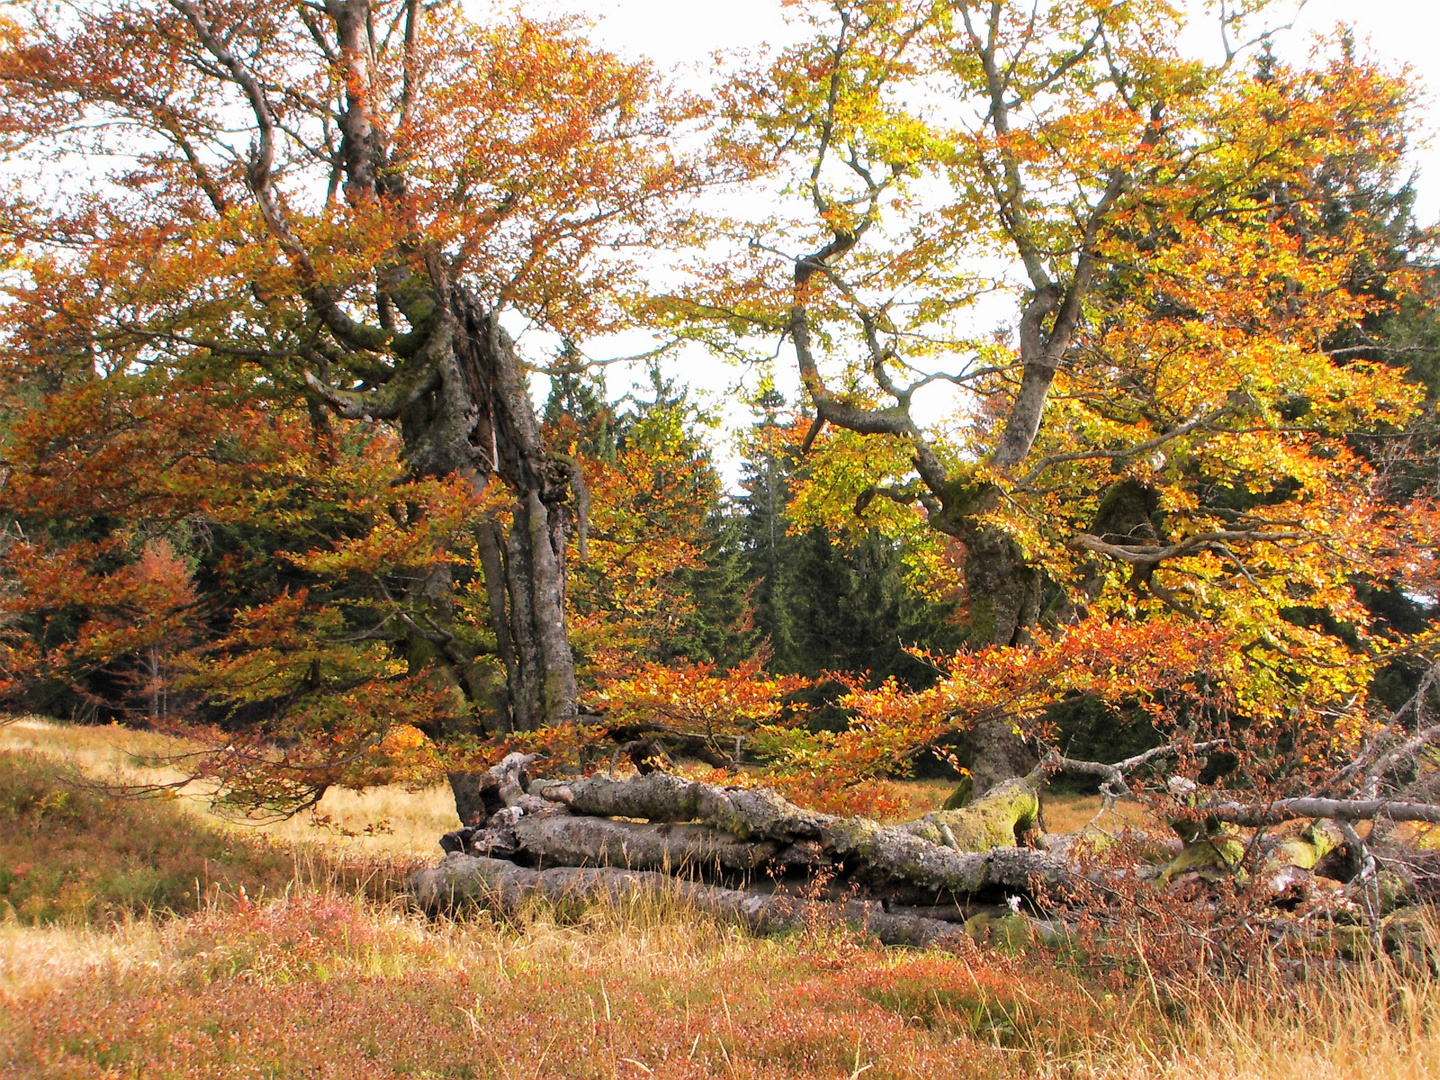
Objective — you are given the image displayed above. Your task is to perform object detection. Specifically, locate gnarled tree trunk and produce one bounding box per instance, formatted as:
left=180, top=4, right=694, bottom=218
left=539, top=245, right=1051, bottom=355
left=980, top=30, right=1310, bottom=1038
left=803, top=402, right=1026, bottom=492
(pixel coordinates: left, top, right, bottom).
left=389, top=291, right=579, bottom=732
left=166, top=0, right=590, bottom=737
left=309, top=284, right=579, bottom=733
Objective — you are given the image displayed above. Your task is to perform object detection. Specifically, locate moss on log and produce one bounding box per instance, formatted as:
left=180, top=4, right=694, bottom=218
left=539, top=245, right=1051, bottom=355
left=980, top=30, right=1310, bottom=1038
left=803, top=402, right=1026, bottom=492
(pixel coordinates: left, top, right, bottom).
left=1161, top=820, right=1347, bottom=889
left=1268, top=822, right=1341, bottom=872
left=429, top=768, right=1069, bottom=916
left=906, top=775, right=1041, bottom=851
left=519, top=769, right=1065, bottom=895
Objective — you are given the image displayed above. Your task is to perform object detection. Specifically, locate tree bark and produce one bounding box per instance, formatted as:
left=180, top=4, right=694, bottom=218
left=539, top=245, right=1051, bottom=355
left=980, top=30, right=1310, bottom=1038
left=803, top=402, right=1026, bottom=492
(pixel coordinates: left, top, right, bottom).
left=929, top=487, right=1044, bottom=794
left=429, top=759, right=1068, bottom=917
left=417, top=751, right=1440, bottom=947
left=410, top=855, right=975, bottom=948
left=331, top=287, right=580, bottom=733
left=441, top=294, right=578, bottom=730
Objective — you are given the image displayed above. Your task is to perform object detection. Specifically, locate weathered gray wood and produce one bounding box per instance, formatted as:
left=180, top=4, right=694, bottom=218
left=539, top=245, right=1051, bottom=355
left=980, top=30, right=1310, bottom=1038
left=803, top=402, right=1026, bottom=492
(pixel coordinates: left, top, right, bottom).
left=420, top=744, right=1440, bottom=940
left=1197, top=796, right=1440, bottom=827
left=512, top=815, right=781, bottom=873
left=410, top=854, right=971, bottom=947
left=528, top=769, right=1047, bottom=857
left=442, top=752, right=547, bottom=841
left=435, top=769, right=1068, bottom=905
left=528, top=773, right=828, bottom=842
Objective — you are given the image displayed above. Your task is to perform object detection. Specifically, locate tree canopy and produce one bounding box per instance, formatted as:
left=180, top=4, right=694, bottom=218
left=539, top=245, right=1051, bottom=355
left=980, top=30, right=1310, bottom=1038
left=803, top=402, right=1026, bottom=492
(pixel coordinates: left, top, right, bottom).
left=0, top=0, right=1437, bottom=819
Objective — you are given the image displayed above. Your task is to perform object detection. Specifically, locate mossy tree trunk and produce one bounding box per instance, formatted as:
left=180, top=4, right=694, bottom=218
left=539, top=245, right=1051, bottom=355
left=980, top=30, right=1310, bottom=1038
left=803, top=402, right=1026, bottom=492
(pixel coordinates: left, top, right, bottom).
left=312, top=289, right=579, bottom=733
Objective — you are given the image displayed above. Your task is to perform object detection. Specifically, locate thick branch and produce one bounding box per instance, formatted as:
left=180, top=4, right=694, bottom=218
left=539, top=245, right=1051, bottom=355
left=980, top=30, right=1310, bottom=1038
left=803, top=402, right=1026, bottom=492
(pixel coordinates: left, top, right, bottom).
left=171, top=0, right=391, bottom=353
left=1067, top=529, right=1305, bottom=567
left=1197, top=797, right=1440, bottom=827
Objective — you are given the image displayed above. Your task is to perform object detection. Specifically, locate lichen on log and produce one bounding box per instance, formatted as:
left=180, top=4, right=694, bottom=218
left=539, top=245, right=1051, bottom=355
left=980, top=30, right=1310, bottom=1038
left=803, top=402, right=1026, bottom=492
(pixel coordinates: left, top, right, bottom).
left=904, top=775, right=1041, bottom=851
left=511, top=814, right=782, bottom=873
left=528, top=772, right=829, bottom=842
left=420, top=744, right=1440, bottom=951
left=409, top=854, right=972, bottom=948
left=429, top=766, right=1068, bottom=921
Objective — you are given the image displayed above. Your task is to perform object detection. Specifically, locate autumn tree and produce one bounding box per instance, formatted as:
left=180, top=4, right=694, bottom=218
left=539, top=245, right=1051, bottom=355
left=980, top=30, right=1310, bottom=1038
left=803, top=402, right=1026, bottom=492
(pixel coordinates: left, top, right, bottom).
left=683, top=0, right=1428, bottom=789
left=558, top=367, right=758, bottom=674
left=0, top=0, right=702, bottom=734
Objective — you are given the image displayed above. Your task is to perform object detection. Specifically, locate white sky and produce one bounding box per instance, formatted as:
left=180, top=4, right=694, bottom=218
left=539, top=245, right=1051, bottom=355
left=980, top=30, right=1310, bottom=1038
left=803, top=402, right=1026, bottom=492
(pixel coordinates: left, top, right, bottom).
left=534, top=0, right=1440, bottom=216
left=510, top=0, right=1440, bottom=482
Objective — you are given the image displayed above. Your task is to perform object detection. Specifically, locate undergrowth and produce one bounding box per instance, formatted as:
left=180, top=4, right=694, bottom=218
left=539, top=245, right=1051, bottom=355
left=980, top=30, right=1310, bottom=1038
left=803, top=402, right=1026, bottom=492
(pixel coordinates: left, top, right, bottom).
left=1, top=724, right=1438, bottom=1078
left=2, top=883, right=1436, bottom=1079
left=0, top=750, right=302, bottom=924
left=0, top=749, right=415, bottom=925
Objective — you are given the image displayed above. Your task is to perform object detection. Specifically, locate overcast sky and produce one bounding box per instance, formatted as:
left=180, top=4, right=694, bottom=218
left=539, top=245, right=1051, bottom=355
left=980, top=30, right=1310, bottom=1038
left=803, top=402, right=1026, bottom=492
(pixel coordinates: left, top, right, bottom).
left=533, top=0, right=1438, bottom=214
left=507, top=0, right=1440, bottom=479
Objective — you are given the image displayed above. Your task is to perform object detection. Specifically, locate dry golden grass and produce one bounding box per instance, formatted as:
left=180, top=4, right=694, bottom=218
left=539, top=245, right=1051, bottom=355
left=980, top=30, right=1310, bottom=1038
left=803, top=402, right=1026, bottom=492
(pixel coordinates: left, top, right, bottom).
left=1124, top=959, right=1440, bottom=1080
left=1042, top=792, right=1161, bottom=834
left=2, top=718, right=1437, bottom=1079
left=1, top=881, right=1435, bottom=1079
left=0, top=715, right=458, bottom=860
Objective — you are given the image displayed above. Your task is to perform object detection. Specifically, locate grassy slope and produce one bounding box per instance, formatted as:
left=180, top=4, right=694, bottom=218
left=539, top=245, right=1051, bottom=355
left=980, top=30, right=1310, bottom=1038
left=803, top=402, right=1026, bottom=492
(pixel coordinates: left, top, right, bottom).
left=0, top=718, right=462, bottom=859
left=0, top=719, right=1437, bottom=1079
left=0, top=750, right=299, bottom=924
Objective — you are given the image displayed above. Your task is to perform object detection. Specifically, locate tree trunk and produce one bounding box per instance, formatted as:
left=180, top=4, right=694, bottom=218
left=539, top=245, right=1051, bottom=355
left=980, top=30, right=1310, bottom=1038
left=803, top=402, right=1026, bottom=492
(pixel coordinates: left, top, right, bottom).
left=932, top=480, right=1164, bottom=795
left=927, top=484, right=1044, bottom=795
left=385, top=289, right=578, bottom=733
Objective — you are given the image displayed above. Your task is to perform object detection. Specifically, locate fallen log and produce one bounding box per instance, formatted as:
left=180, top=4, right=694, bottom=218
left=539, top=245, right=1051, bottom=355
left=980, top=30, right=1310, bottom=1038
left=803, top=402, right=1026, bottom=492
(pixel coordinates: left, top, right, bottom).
left=410, top=854, right=973, bottom=948
left=440, top=764, right=1068, bottom=904
left=510, top=814, right=784, bottom=873
left=417, top=745, right=1440, bottom=948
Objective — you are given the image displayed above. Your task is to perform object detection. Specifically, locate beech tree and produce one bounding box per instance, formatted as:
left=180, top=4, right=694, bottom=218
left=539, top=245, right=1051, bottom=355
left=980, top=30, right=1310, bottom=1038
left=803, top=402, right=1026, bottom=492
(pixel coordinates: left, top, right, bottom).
left=0, top=0, right=700, bottom=732
left=686, top=0, right=1429, bottom=789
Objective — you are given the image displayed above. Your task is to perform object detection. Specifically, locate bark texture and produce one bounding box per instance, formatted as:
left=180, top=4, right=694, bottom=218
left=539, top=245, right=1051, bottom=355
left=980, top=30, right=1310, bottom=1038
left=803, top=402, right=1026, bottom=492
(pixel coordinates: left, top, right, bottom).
left=410, top=856, right=973, bottom=948
left=308, top=282, right=580, bottom=732
left=417, top=750, right=1440, bottom=951
left=420, top=756, right=1068, bottom=938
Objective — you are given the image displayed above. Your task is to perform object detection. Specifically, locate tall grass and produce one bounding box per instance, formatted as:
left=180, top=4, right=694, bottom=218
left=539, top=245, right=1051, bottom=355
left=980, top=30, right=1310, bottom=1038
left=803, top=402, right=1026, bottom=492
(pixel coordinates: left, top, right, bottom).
left=2, top=880, right=1435, bottom=1079
left=0, top=718, right=1436, bottom=1079
left=1137, top=957, right=1440, bottom=1079
left=0, top=716, right=460, bottom=859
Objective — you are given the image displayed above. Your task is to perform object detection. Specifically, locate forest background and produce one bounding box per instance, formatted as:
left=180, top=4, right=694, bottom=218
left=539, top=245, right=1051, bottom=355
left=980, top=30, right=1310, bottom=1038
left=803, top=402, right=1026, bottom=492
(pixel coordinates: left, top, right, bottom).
left=2, top=0, right=1440, bottom=826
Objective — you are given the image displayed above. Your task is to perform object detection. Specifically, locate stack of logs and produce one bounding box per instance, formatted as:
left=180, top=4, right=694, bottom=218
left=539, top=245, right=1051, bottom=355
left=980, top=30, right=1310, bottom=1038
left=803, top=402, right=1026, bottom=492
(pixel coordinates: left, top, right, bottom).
left=411, top=753, right=1072, bottom=946
left=411, top=750, right=1405, bottom=947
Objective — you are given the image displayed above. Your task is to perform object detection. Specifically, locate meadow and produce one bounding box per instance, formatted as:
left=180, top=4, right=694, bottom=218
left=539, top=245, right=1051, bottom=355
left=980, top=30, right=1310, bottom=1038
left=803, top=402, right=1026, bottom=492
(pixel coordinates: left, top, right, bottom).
left=1, top=718, right=1437, bottom=1080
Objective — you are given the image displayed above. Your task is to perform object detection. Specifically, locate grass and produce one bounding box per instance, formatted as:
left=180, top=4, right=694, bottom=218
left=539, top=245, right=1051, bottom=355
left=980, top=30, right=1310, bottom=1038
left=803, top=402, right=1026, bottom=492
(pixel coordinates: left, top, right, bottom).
left=2, top=883, right=1436, bottom=1079
left=0, top=749, right=300, bottom=924
left=0, top=717, right=1437, bottom=1079
left=0, top=717, right=461, bottom=860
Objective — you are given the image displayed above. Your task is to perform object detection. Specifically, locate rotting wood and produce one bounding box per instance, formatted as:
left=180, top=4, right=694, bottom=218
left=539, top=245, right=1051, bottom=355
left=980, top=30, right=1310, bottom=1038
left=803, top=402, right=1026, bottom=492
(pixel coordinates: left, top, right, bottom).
left=410, top=855, right=972, bottom=948
left=419, top=742, right=1440, bottom=946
